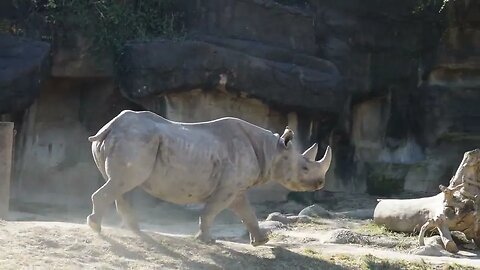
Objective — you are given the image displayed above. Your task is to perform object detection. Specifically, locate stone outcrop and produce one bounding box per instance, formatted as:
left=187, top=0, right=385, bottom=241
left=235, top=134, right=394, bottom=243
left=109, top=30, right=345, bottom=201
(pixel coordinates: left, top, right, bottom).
left=186, top=0, right=317, bottom=54
left=119, top=39, right=342, bottom=113
left=0, top=34, right=50, bottom=114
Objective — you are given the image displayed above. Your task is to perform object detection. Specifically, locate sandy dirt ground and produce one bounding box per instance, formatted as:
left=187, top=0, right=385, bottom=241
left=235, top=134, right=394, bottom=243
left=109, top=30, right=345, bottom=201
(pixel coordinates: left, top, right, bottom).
left=2, top=194, right=480, bottom=269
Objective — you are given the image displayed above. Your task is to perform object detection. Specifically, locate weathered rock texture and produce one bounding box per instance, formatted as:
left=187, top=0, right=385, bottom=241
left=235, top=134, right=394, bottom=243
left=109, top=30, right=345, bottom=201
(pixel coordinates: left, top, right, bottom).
left=10, top=78, right=139, bottom=206
left=0, top=34, right=50, bottom=114
left=119, top=39, right=342, bottom=113
left=0, top=0, right=480, bottom=207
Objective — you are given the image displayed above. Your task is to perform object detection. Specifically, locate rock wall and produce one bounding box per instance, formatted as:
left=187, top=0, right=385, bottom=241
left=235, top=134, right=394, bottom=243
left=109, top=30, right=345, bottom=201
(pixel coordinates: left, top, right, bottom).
left=11, top=78, right=139, bottom=207
left=0, top=0, right=479, bottom=208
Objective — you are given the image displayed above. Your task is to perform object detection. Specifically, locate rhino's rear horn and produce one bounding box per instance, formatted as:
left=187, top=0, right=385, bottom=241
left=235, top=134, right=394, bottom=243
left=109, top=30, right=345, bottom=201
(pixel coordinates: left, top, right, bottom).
left=302, top=143, right=318, bottom=161
left=281, top=126, right=294, bottom=146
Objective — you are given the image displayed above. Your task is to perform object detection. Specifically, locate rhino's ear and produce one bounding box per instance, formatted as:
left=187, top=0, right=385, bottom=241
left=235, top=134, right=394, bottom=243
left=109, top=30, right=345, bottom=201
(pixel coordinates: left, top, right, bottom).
left=281, top=126, right=294, bottom=147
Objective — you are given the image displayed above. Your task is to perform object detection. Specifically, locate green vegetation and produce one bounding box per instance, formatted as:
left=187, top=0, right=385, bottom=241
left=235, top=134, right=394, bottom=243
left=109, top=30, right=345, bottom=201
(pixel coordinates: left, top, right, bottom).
left=361, top=255, right=430, bottom=270
left=356, top=223, right=394, bottom=236
left=303, top=248, right=318, bottom=255
left=304, top=251, right=475, bottom=270
left=356, top=222, right=417, bottom=250
left=413, top=0, right=452, bottom=14
left=443, top=264, right=477, bottom=270
left=6, top=0, right=186, bottom=64
left=45, top=0, right=185, bottom=58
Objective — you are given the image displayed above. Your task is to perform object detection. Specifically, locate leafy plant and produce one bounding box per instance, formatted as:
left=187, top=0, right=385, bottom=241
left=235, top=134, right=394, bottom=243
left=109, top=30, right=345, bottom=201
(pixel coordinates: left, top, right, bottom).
left=35, top=0, right=186, bottom=62
left=413, top=0, right=453, bottom=14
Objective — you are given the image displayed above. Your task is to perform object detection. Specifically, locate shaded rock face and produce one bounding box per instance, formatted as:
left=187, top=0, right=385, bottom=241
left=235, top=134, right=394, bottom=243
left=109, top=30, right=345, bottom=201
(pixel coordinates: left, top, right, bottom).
left=119, top=39, right=342, bottom=113
left=51, top=33, right=114, bottom=78
left=11, top=78, right=141, bottom=207
left=186, top=0, right=317, bottom=54
left=407, top=0, right=480, bottom=194
left=0, top=34, right=50, bottom=114
left=1, top=0, right=480, bottom=207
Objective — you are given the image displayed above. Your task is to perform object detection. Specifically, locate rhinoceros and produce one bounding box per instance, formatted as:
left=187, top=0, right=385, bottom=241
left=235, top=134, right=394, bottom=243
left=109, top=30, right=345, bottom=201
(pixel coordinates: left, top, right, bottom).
left=87, top=110, right=332, bottom=246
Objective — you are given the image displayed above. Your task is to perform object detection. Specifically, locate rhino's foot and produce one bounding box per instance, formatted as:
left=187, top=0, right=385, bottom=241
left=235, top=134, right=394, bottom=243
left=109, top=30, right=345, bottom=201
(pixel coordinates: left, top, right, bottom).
left=87, top=214, right=102, bottom=233
left=251, top=236, right=269, bottom=247
left=194, top=232, right=216, bottom=244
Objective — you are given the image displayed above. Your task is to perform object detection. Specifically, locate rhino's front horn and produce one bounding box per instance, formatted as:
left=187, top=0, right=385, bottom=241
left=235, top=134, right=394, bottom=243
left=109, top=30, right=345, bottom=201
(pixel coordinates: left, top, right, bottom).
left=317, top=145, right=332, bottom=176
left=302, top=143, right=318, bottom=161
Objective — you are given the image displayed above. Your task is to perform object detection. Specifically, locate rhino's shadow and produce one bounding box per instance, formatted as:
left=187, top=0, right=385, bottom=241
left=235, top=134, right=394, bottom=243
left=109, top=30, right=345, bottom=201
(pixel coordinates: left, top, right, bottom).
left=99, top=234, right=147, bottom=261
left=100, top=231, right=220, bottom=269
left=101, top=230, right=350, bottom=270
left=208, top=245, right=350, bottom=270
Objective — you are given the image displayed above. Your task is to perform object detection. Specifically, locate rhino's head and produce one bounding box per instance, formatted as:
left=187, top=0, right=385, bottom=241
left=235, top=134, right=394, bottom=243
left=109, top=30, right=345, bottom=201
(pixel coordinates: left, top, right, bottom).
left=272, top=127, right=332, bottom=192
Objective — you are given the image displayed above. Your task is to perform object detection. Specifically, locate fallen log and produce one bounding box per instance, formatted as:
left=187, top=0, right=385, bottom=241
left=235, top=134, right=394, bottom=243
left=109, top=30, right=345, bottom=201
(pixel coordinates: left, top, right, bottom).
left=374, top=149, right=480, bottom=253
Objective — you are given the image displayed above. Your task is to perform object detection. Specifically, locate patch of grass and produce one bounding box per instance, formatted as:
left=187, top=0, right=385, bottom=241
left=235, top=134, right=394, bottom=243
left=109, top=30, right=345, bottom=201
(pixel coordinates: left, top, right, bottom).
left=269, top=232, right=287, bottom=241
left=328, top=254, right=363, bottom=269
left=293, top=217, right=331, bottom=230
left=361, top=255, right=430, bottom=270
left=443, top=264, right=477, bottom=270
left=357, top=223, right=392, bottom=236
left=356, top=222, right=416, bottom=238
left=303, top=248, right=318, bottom=255
left=302, top=250, right=442, bottom=270
left=355, top=222, right=418, bottom=250
left=392, top=237, right=416, bottom=251
left=303, top=249, right=359, bottom=269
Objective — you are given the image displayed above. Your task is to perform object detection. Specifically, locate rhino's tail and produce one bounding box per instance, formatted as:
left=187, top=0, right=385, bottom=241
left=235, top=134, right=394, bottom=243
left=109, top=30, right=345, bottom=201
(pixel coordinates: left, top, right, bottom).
left=88, top=110, right=134, bottom=142
left=88, top=110, right=135, bottom=142
left=88, top=126, right=111, bottom=142
left=88, top=114, right=120, bottom=142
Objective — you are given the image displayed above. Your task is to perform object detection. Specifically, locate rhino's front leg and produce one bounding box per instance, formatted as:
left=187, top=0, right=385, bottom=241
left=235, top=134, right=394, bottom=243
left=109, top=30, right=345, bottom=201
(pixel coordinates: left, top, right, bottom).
left=230, top=193, right=269, bottom=247
left=195, top=188, right=236, bottom=244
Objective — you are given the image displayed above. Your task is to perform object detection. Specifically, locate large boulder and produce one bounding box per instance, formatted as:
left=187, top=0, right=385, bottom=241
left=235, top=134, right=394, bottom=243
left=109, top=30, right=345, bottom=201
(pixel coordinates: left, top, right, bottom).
left=187, top=0, right=317, bottom=54
left=119, top=39, right=343, bottom=114
left=0, top=34, right=50, bottom=114
left=312, top=0, right=443, bottom=95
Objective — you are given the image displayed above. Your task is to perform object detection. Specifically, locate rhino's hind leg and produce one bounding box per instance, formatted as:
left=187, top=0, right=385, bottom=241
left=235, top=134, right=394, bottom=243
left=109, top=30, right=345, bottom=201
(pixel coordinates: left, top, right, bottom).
left=116, top=195, right=140, bottom=232
left=195, top=189, right=237, bottom=244
left=87, top=179, right=120, bottom=233
left=88, top=135, right=159, bottom=234
left=230, top=193, right=268, bottom=247
left=87, top=178, right=143, bottom=233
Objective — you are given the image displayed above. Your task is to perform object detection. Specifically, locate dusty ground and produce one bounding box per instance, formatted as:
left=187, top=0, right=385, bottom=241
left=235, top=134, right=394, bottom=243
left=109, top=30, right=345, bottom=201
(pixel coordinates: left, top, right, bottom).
left=2, top=193, right=480, bottom=269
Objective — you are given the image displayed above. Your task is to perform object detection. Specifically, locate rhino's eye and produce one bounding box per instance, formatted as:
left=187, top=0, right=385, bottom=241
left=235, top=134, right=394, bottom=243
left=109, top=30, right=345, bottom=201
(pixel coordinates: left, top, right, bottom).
left=302, top=166, right=309, bottom=171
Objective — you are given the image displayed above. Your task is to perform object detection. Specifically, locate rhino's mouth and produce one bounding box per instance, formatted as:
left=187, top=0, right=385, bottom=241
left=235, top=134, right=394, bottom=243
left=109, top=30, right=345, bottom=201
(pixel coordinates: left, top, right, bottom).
left=286, top=180, right=324, bottom=192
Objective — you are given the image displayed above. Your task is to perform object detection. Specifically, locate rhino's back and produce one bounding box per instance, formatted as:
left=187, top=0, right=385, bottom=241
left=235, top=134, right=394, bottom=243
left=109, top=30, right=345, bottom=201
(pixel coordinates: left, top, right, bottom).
left=98, top=111, right=275, bottom=204
left=139, top=116, right=272, bottom=204
left=129, top=116, right=230, bottom=204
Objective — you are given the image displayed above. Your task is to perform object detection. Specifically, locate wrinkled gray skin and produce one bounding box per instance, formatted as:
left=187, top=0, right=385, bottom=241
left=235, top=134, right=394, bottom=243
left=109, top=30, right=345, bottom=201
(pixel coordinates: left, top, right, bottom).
left=87, top=110, right=332, bottom=246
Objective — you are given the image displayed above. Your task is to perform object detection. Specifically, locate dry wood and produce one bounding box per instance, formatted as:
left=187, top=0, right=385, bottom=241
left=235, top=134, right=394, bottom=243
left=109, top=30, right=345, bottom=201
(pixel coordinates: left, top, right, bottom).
left=374, top=149, right=480, bottom=253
